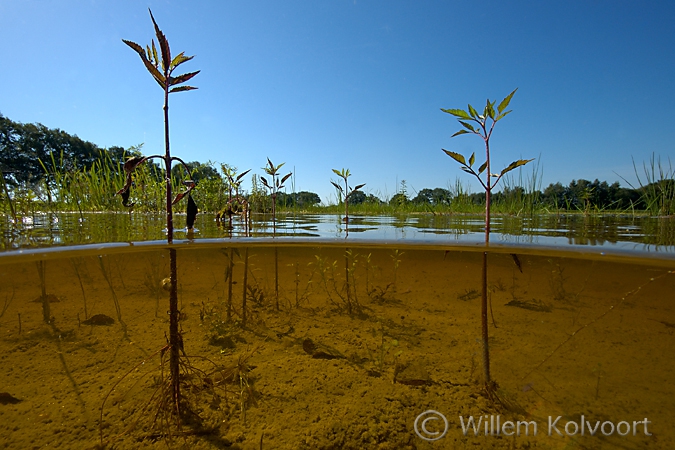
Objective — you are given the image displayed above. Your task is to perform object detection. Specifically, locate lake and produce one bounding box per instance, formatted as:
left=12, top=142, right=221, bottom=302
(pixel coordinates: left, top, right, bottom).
left=0, top=212, right=673, bottom=449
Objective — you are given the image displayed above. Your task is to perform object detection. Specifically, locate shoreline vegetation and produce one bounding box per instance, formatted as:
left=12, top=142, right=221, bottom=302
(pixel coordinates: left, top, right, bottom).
left=1, top=114, right=674, bottom=218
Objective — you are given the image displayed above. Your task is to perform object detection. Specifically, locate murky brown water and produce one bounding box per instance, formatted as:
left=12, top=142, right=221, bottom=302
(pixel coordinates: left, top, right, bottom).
left=0, top=241, right=673, bottom=449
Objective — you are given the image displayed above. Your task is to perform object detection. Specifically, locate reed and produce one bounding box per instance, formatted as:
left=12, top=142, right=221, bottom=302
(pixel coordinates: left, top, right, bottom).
left=630, top=153, right=675, bottom=216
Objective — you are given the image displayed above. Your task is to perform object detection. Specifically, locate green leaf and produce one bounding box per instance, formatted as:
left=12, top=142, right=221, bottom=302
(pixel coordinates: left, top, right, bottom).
left=169, top=70, right=200, bottom=86
left=451, top=129, right=470, bottom=138
left=151, top=40, right=159, bottom=66
left=458, top=121, right=477, bottom=133
left=468, top=152, right=475, bottom=167
left=484, top=101, right=495, bottom=120
left=468, top=104, right=478, bottom=119
left=441, top=108, right=471, bottom=120
left=123, top=39, right=166, bottom=88
left=497, top=88, right=518, bottom=114
left=496, top=110, right=512, bottom=121
left=478, top=161, right=487, bottom=175
left=332, top=168, right=342, bottom=177
left=331, top=181, right=344, bottom=193
left=442, top=149, right=467, bottom=165
left=170, top=52, right=194, bottom=70
left=353, top=183, right=366, bottom=191
left=499, top=158, right=535, bottom=176
left=169, top=85, right=197, bottom=93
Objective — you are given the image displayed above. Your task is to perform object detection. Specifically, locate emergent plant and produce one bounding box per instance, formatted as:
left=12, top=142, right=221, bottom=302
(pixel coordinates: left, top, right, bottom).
left=331, top=168, right=365, bottom=223
left=441, top=88, right=533, bottom=394
left=119, top=8, right=199, bottom=428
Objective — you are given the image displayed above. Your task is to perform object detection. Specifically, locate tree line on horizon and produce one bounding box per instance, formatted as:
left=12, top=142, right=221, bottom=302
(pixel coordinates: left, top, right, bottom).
left=1, top=114, right=673, bottom=214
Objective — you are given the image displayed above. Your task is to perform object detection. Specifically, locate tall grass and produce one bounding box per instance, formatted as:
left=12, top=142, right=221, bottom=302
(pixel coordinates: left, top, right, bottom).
left=498, top=156, right=543, bottom=216
left=631, top=153, right=675, bottom=216
left=4, top=152, right=672, bottom=217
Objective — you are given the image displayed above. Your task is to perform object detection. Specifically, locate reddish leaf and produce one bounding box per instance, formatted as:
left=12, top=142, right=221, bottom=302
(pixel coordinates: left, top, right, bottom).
left=169, top=70, right=200, bottom=86
left=186, top=195, right=198, bottom=229
left=169, top=85, right=197, bottom=93
left=148, top=9, right=171, bottom=71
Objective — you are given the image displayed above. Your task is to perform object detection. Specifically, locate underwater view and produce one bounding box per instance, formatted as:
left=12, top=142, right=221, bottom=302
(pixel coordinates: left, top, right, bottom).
left=2, top=2, right=675, bottom=448
left=0, top=213, right=673, bottom=449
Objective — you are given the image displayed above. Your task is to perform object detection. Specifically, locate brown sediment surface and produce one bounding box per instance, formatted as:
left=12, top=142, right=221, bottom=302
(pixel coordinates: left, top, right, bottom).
left=0, top=244, right=672, bottom=449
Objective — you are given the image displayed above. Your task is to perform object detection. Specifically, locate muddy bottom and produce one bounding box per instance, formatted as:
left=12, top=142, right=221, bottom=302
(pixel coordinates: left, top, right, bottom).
left=0, top=242, right=673, bottom=449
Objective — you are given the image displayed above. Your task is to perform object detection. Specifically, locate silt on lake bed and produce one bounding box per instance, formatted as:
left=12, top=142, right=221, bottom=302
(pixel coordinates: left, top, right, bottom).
left=0, top=236, right=673, bottom=449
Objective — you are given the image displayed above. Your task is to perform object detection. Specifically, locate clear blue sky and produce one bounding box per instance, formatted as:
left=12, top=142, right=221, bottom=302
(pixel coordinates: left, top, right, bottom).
left=2, top=1, right=674, bottom=204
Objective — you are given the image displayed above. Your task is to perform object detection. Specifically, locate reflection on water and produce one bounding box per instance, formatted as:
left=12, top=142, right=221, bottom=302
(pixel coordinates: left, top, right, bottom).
left=1, top=212, right=674, bottom=253
left=0, top=242, right=673, bottom=449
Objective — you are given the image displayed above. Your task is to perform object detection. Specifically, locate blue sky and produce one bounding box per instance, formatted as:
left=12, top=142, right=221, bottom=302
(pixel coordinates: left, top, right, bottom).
left=2, top=1, right=674, bottom=204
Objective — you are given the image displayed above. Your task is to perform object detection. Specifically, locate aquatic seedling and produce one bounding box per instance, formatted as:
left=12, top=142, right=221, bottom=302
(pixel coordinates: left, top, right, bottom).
left=441, top=88, right=533, bottom=393
left=217, top=165, right=251, bottom=233
left=36, top=261, right=51, bottom=324
left=121, top=8, right=199, bottom=429
left=97, top=256, right=127, bottom=335
left=261, top=159, right=291, bottom=310
left=331, top=168, right=365, bottom=224
left=260, top=158, right=292, bottom=232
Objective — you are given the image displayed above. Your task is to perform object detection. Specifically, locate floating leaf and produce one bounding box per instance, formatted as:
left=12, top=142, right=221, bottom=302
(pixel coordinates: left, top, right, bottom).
left=186, top=194, right=198, bottom=230
left=440, top=108, right=471, bottom=120
left=497, top=88, right=518, bottom=114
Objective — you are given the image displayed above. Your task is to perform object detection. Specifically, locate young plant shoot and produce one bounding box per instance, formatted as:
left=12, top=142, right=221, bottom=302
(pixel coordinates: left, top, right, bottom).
left=260, top=158, right=292, bottom=234
left=119, top=8, right=199, bottom=423
left=441, top=88, right=533, bottom=393
left=331, top=168, right=365, bottom=223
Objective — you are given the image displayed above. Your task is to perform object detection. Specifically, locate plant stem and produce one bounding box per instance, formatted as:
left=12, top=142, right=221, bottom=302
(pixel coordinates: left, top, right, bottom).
left=169, top=248, right=180, bottom=415
left=164, top=89, right=173, bottom=244
left=481, top=251, right=490, bottom=385
left=242, top=247, right=249, bottom=327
